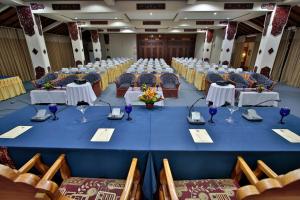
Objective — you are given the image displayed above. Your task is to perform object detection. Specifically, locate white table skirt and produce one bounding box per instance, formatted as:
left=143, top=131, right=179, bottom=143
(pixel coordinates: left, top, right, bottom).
left=66, top=82, right=97, bottom=106
left=30, top=89, right=67, bottom=104
left=238, top=91, right=280, bottom=107
left=124, top=87, right=164, bottom=106
left=206, top=83, right=235, bottom=107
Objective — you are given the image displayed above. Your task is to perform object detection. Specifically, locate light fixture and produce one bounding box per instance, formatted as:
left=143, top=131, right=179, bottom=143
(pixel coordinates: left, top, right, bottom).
left=184, top=17, right=188, bottom=20
left=213, top=12, right=217, bottom=15
left=226, top=17, right=230, bottom=20
left=114, top=17, right=118, bottom=20
left=74, top=17, right=78, bottom=20
left=150, top=12, right=153, bottom=15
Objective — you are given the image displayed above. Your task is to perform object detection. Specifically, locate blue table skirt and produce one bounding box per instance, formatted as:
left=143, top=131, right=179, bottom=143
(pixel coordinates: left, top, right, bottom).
left=1, top=106, right=300, bottom=199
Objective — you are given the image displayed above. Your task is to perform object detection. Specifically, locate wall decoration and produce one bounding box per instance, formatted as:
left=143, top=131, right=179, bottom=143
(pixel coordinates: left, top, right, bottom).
left=206, top=29, right=214, bottom=43
left=90, top=30, right=99, bottom=43
left=268, top=48, right=274, bottom=54
left=32, top=48, right=38, bottom=55
left=43, top=49, right=46, bottom=54
left=263, top=12, right=271, bottom=36
left=75, top=48, right=78, bottom=53
left=271, top=5, right=291, bottom=36
left=226, top=48, right=230, bottom=53
left=67, top=22, right=79, bottom=41
left=259, top=49, right=262, bottom=54
left=226, top=22, right=238, bottom=40
left=16, top=6, right=35, bottom=36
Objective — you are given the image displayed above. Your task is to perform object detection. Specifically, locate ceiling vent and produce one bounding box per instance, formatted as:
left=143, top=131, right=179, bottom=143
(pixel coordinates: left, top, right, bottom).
left=143, top=21, right=161, bottom=25
left=224, top=3, right=253, bottom=10
left=90, top=21, right=108, bottom=25
left=52, top=4, right=80, bottom=10
left=196, top=21, right=214, bottom=25
left=137, top=3, right=165, bottom=10
left=145, top=29, right=158, bottom=32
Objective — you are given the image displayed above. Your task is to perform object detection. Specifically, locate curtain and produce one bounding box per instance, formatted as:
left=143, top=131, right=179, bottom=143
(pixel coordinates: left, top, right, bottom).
left=271, top=30, right=291, bottom=81
left=231, top=39, right=244, bottom=68
left=44, top=33, right=74, bottom=72
left=280, top=28, right=300, bottom=87
left=0, top=27, right=34, bottom=81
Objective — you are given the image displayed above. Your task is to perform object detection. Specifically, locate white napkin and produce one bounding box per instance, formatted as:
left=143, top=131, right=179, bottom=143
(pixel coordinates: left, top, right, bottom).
left=91, top=128, right=115, bottom=142
left=272, top=129, right=300, bottom=143
left=189, top=129, right=213, bottom=143
left=0, top=126, right=32, bottom=139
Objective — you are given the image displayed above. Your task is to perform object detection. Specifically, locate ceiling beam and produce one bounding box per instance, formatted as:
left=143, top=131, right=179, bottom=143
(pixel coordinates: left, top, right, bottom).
left=104, top=0, right=115, bottom=6
left=43, top=21, right=63, bottom=32
left=243, top=20, right=263, bottom=32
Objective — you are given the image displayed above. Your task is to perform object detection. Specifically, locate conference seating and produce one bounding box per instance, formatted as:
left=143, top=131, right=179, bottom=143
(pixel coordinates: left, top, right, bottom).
left=160, top=73, right=180, bottom=98
left=228, top=73, right=255, bottom=88
left=137, top=73, right=157, bottom=87
left=115, top=73, right=136, bottom=97
left=205, top=72, right=226, bottom=94
left=33, top=73, right=58, bottom=88
left=0, top=154, right=141, bottom=200
left=53, top=75, right=78, bottom=87
left=160, top=157, right=300, bottom=200
left=250, top=73, right=276, bottom=90
left=83, top=72, right=102, bottom=96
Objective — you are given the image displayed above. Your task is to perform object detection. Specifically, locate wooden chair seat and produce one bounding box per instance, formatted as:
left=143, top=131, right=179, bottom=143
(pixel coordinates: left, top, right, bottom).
left=59, top=177, right=126, bottom=200
left=173, top=179, right=239, bottom=200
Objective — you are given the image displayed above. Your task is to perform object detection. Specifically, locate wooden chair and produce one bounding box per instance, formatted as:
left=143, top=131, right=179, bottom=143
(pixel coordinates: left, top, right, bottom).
left=36, top=154, right=141, bottom=200
left=0, top=153, right=50, bottom=200
left=160, top=73, right=180, bottom=98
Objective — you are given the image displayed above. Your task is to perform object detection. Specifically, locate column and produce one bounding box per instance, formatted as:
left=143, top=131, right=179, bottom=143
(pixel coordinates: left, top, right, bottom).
left=254, top=5, right=291, bottom=75
left=202, top=29, right=214, bottom=62
left=67, top=22, right=85, bottom=66
left=90, top=30, right=102, bottom=61
left=219, top=22, right=238, bottom=65
left=16, top=6, right=50, bottom=79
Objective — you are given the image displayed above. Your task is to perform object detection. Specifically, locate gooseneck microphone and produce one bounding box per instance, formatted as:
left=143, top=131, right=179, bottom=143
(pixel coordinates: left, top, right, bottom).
left=98, top=98, right=112, bottom=113
left=187, top=95, right=206, bottom=125
left=188, top=95, right=206, bottom=117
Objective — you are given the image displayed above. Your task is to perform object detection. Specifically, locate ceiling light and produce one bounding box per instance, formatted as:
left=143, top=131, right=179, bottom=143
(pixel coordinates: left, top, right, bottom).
left=205, top=26, right=208, bottom=28
left=114, top=17, right=118, bottom=20
left=226, top=17, right=230, bottom=20
left=184, top=17, right=187, bottom=20
left=150, top=12, right=153, bottom=15
left=213, top=12, right=217, bottom=15
left=74, top=17, right=78, bottom=20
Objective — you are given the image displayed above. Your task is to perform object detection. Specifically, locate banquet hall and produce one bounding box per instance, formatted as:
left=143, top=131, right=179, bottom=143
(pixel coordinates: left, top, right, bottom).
left=0, top=0, right=300, bottom=200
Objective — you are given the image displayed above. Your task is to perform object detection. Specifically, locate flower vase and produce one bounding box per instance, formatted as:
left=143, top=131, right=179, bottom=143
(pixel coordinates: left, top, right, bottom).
left=146, top=103, right=154, bottom=109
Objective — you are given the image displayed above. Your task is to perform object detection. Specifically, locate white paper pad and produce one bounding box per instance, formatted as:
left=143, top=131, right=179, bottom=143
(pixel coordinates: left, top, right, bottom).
left=90, top=128, right=115, bottom=142
left=0, top=126, right=32, bottom=139
left=189, top=129, right=213, bottom=143
left=272, top=129, right=300, bottom=143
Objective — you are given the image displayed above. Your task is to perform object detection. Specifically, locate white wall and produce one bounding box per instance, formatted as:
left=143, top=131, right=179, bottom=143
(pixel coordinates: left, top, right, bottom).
left=194, top=33, right=205, bottom=59
left=210, top=29, right=224, bottom=64
left=109, top=34, right=137, bottom=60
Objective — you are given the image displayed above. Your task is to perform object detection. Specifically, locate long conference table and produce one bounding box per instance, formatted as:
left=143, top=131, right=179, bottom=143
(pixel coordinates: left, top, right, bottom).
left=1, top=106, right=300, bottom=199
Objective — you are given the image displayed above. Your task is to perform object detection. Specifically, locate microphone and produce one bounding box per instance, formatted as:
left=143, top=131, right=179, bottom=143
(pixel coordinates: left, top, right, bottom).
left=187, top=95, right=206, bottom=125
left=98, top=99, right=124, bottom=120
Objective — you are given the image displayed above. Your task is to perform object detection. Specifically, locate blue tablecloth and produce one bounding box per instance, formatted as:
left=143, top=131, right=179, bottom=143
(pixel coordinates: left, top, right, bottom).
left=1, top=106, right=300, bottom=199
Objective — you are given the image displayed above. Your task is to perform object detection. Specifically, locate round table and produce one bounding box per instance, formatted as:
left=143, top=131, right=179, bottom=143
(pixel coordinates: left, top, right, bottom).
left=206, top=83, right=235, bottom=107
left=66, top=82, right=97, bottom=106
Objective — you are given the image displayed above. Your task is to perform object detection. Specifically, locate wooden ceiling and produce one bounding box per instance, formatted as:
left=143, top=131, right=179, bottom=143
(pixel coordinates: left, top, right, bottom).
left=0, top=5, right=299, bottom=38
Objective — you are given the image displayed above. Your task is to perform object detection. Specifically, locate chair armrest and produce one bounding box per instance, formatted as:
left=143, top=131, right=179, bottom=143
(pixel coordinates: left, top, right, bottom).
left=120, top=158, right=139, bottom=200
left=18, top=153, right=49, bottom=175
left=162, top=159, right=179, bottom=200
left=232, top=156, right=259, bottom=185
left=254, top=160, right=278, bottom=179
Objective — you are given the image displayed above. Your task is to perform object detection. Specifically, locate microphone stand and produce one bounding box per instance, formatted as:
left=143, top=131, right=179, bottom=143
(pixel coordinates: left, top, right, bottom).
left=99, top=99, right=124, bottom=120
left=187, top=95, right=206, bottom=125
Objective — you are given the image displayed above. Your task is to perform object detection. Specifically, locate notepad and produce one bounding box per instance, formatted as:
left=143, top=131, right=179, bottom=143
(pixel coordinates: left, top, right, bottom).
left=189, top=129, right=213, bottom=143
left=90, top=128, right=115, bottom=142
left=0, top=126, right=32, bottom=139
left=272, top=129, right=300, bottom=143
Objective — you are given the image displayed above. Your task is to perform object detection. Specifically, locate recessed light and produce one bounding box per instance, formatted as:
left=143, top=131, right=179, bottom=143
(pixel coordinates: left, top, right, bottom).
left=184, top=17, right=188, bottom=20
left=114, top=17, right=118, bottom=20
left=150, top=12, right=153, bottom=15
left=74, top=17, right=78, bottom=20
left=205, top=26, right=208, bottom=29
left=226, top=17, right=230, bottom=20
left=213, top=12, right=217, bottom=15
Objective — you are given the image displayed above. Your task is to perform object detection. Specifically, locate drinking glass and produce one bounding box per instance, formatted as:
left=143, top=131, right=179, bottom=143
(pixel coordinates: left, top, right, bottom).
left=125, top=104, right=132, bottom=121
left=48, top=104, right=58, bottom=120
left=226, top=105, right=238, bottom=123
left=279, top=107, right=290, bottom=124
left=77, top=105, right=88, bottom=123
left=208, top=107, right=217, bottom=123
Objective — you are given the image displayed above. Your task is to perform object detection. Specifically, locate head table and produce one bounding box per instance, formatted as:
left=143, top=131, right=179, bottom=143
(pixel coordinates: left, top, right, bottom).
left=0, top=106, right=300, bottom=199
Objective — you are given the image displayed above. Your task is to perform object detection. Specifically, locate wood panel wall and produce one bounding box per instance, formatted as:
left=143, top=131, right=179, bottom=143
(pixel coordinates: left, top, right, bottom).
left=137, top=34, right=196, bottom=64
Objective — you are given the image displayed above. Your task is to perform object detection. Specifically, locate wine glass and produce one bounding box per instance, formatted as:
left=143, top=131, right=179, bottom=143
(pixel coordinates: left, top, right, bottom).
left=125, top=104, right=132, bottom=121
left=208, top=107, right=217, bottom=123
left=279, top=107, right=290, bottom=124
left=48, top=104, right=58, bottom=120
left=76, top=104, right=88, bottom=123
left=226, top=105, right=239, bottom=123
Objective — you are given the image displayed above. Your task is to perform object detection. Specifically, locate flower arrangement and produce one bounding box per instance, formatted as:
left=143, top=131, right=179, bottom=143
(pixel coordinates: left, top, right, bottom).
left=256, top=84, right=265, bottom=93
left=139, top=87, right=163, bottom=109
left=43, top=81, right=55, bottom=90
left=141, top=83, right=147, bottom=92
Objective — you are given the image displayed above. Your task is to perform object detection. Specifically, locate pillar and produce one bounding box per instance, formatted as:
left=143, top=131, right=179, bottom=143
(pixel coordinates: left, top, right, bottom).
left=254, top=5, right=291, bottom=76
left=16, top=6, right=50, bottom=79
left=219, top=22, right=238, bottom=65
left=67, top=22, right=85, bottom=66
left=90, top=30, right=102, bottom=61
left=202, top=29, right=214, bottom=62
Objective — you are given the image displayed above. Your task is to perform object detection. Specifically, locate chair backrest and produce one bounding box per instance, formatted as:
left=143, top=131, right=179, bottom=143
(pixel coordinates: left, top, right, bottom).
left=206, top=73, right=224, bottom=83
left=160, top=73, right=179, bottom=85
left=118, top=73, right=135, bottom=84
left=229, top=73, right=248, bottom=85
left=137, top=73, right=157, bottom=86
left=83, top=72, right=101, bottom=84
left=250, top=73, right=273, bottom=88
left=56, top=75, right=78, bottom=86
left=260, top=66, right=271, bottom=78
left=35, top=73, right=58, bottom=86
